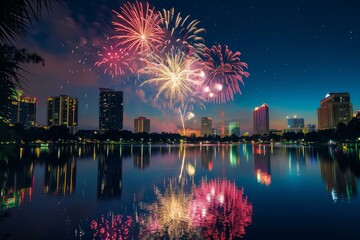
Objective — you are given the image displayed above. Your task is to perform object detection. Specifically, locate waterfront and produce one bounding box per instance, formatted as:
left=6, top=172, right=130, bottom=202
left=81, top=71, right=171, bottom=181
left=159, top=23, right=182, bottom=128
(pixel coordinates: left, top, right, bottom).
left=1, top=144, right=360, bottom=239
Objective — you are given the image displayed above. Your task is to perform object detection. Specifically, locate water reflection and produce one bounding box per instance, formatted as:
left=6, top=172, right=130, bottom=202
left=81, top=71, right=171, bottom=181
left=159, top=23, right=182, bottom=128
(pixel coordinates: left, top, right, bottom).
left=321, top=148, right=358, bottom=202
left=133, top=145, right=150, bottom=170
left=253, top=144, right=271, bottom=186
left=0, top=153, right=33, bottom=210
left=97, top=146, right=123, bottom=200
left=138, top=178, right=252, bottom=239
left=90, top=211, right=134, bottom=239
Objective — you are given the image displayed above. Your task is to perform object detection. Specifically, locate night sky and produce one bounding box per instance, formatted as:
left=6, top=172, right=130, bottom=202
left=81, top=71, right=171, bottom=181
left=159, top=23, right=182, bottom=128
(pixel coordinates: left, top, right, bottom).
left=20, top=0, right=360, bottom=133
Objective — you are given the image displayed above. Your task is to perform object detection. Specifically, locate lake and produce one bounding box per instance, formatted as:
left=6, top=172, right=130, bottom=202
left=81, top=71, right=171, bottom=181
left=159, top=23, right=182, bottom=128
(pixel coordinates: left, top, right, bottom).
left=1, top=144, right=360, bottom=239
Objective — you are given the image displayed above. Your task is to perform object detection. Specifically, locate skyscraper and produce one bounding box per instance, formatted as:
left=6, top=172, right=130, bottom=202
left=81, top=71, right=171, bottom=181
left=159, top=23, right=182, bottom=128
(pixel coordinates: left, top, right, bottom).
left=8, top=90, right=36, bottom=128
left=317, top=93, right=353, bottom=130
left=47, top=95, right=78, bottom=133
left=285, top=116, right=305, bottom=133
left=134, top=116, right=150, bottom=133
left=99, top=88, right=123, bottom=132
left=201, top=117, right=212, bottom=136
left=253, top=103, right=269, bottom=135
left=228, top=122, right=240, bottom=136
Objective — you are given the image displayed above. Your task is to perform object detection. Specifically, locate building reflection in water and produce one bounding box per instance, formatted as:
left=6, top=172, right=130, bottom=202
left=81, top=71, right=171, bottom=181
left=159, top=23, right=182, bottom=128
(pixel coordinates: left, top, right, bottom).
left=133, top=145, right=150, bottom=170
left=201, top=146, right=213, bottom=171
left=253, top=144, right=271, bottom=186
left=229, top=145, right=241, bottom=167
left=97, top=145, right=122, bottom=200
left=44, top=147, right=76, bottom=196
left=0, top=150, right=34, bottom=210
left=320, top=148, right=358, bottom=202
left=139, top=178, right=252, bottom=239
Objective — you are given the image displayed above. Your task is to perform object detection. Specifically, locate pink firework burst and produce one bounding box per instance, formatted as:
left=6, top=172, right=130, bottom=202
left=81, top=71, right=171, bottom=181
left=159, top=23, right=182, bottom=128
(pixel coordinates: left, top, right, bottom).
left=191, top=178, right=253, bottom=239
left=112, top=1, right=164, bottom=54
left=95, top=46, right=133, bottom=78
left=201, top=44, right=250, bottom=103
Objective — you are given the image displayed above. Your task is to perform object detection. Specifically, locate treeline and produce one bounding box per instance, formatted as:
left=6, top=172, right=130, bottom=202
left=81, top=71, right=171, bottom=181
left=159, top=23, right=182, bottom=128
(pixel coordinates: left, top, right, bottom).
left=1, top=117, right=360, bottom=144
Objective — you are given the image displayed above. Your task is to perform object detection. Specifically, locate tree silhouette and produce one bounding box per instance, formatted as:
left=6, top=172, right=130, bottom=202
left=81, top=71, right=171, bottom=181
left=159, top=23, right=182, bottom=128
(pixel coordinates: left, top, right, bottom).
left=0, top=0, right=62, bottom=123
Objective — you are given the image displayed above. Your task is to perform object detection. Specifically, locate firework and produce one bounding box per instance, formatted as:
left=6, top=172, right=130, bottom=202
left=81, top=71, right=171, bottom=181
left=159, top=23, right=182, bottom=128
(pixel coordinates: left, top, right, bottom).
left=90, top=212, right=134, bottom=239
left=141, top=49, right=204, bottom=108
left=95, top=45, right=133, bottom=78
left=159, top=8, right=205, bottom=56
left=112, top=1, right=164, bottom=54
left=201, top=44, right=249, bottom=103
left=191, top=178, right=253, bottom=239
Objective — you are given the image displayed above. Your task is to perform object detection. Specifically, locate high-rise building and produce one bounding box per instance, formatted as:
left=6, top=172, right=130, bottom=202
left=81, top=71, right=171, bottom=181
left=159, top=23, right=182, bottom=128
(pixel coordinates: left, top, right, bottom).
left=253, top=103, right=269, bottom=135
left=99, top=88, right=123, bottom=132
left=228, top=122, right=240, bottom=136
left=47, top=95, right=78, bottom=133
left=8, top=90, right=36, bottom=128
left=317, top=93, right=353, bottom=130
left=201, top=117, right=212, bottom=136
left=134, top=116, right=150, bottom=133
left=287, top=117, right=304, bottom=128
left=285, top=116, right=304, bottom=133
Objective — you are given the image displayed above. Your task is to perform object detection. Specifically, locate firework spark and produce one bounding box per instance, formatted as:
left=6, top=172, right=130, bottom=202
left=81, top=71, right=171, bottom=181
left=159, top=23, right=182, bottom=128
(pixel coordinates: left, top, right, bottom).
left=159, top=8, right=205, bottom=56
left=95, top=45, right=133, bottom=78
left=112, top=1, right=164, bottom=54
left=141, top=49, right=204, bottom=108
left=201, top=44, right=249, bottom=103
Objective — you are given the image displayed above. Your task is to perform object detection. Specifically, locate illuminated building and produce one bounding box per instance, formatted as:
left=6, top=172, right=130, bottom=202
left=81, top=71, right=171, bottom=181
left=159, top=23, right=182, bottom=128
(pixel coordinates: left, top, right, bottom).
left=284, top=116, right=305, bottom=133
left=47, top=95, right=78, bottom=134
left=99, top=88, right=123, bottom=132
left=201, top=117, right=212, bottom=136
left=228, top=122, right=240, bottom=136
left=178, top=128, right=201, bottom=137
left=134, top=116, right=150, bottom=133
left=317, top=92, right=353, bottom=130
left=8, top=90, right=36, bottom=128
left=253, top=103, right=269, bottom=135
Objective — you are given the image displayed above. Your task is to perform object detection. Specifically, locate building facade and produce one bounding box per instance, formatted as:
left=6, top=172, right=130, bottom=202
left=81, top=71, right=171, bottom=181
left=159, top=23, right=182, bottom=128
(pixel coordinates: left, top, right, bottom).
left=253, top=103, right=269, bottom=135
left=47, top=95, right=78, bottom=133
left=134, top=116, right=150, bottom=133
left=201, top=117, right=212, bottom=136
left=99, top=88, right=123, bottom=132
left=228, top=122, right=240, bottom=136
left=317, top=93, right=353, bottom=130
left=8, top=90, right=36, bottom=128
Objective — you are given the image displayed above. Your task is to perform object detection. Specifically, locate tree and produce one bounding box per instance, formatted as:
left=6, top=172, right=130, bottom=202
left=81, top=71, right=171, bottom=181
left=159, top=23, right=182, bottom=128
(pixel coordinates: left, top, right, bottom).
left=0, top=0, right=61, bottom=123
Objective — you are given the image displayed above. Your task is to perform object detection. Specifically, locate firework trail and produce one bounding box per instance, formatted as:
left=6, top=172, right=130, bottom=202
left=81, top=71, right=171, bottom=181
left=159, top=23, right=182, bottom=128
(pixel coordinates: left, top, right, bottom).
left=112, top=1, right=164, bottom=54
left=159, top=8, right=205, bottom=56
left=201, top=44, right=249, bottom=103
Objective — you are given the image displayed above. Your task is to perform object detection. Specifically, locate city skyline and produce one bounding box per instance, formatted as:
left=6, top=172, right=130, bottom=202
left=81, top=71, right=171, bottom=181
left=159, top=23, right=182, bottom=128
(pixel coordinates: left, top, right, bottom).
left=18, top=0, right=360, bottom=132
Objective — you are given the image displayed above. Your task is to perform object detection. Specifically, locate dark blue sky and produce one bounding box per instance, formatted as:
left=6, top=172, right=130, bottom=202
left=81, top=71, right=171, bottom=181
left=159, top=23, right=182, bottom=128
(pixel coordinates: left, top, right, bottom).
left=22, top=0, right=360, bottom=133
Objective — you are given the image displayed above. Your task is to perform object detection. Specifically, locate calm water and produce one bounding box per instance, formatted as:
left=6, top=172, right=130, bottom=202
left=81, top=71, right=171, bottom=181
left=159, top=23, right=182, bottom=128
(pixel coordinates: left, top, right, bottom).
left=1, top=144, right=360, bottom=240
